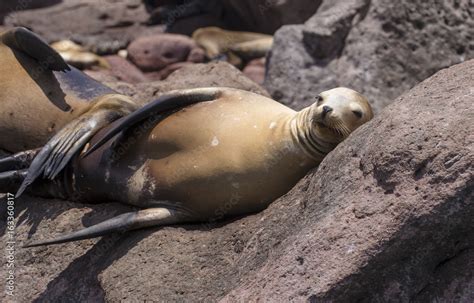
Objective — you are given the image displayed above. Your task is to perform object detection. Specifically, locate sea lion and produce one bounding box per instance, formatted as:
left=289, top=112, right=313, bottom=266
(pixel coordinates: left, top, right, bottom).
left=0, top=28, right=374, bottom=247
left=51, top=40, right=110, bottom=70
left=192, top=27, right=273, bottom=65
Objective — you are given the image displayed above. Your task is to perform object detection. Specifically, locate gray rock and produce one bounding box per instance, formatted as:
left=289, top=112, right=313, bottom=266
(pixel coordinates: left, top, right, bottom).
left=265, top=0, right=474, bottom=113
left=93, top=61, right=270, bottom=105
left=4, top=0, right=165, bottom=54
left=221, top=0, right=323, bottom=34
left=1, top=57, right=472, bottom=301
left=0, top=0, right=60, bottom=24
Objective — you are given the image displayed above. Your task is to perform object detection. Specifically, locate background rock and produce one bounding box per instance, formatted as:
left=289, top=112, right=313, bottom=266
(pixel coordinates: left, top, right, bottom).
left=103, top=55, right=148, bottom=84
left=127, top=33, right=204, bottom=72
left=222, top=0, right=323, bottom=34
left=242, top=57, right=266, bottom=85
left=4, top=0, right=164, bottom=54
left=0, top=0, right=60, bottom=24
left=92, top=61, right=270, bottom=105
left=265, top=0, right=474, bottom=113
left=1, top=57, right=472, bottom=301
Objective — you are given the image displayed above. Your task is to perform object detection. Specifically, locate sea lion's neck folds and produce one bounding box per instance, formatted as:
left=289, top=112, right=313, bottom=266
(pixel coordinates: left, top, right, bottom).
left=290, top=107, right=336, bottom=162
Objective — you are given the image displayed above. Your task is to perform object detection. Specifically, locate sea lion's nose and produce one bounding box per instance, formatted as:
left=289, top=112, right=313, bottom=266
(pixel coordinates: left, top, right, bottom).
left=322, top=106, right=333, bottom=118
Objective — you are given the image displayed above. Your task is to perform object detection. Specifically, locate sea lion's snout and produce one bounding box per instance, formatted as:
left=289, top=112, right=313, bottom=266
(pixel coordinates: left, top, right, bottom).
left=321, top=105, right=333, bottom=118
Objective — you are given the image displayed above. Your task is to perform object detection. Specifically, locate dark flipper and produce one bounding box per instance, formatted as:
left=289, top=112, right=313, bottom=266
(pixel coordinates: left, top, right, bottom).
left=0, top=149, right=39, bottom=171
left=0, top=170, right=27, bottom=193
left=16, top=95, right=137, bottom=198
left=1, top=27, right=70, bottom=72
left=83, top=87, right=222, bottom=158
left=24, top=207, right=184, bottom=247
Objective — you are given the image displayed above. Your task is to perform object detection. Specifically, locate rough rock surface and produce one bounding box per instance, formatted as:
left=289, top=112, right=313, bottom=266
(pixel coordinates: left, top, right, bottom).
left=1, top=57, right=472, bottom=302
left=265, top=0, right=474, bottom=113
left=103, top=55, right=148, bottom=84
left=4, top=0, right=164, bottom=54
left=90, top=61, right=270, bottom=105
left=127, top=33, right=204, bottom=72
left=243, top=57, right=266, bottom=85
left=221, top=0, right=323, bottom=34
left=0, top=0, right=60, bottom=24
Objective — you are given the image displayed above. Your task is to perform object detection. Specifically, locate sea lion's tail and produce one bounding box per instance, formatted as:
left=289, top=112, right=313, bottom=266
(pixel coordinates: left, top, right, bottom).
left=23, top=207, right=185, bottom=248
left=1, top=27, right=70, bottom=72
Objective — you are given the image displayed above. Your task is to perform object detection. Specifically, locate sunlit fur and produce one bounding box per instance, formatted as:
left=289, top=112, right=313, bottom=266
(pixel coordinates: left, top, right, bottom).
left=309, top=87, right=374, bottom=144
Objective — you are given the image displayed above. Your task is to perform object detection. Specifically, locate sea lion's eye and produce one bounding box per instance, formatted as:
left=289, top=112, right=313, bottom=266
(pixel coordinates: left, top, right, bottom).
left=316, top=95, right=323, bottom=105
left=352, top=110, right=363, bottom=118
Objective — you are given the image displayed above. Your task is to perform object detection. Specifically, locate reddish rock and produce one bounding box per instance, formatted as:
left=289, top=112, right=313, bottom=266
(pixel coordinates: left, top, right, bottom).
left=127, top=33, right=205, bottom=72
left=243, top=57, right=266, bottom=84
left=0, top=0, right=60, bottom=24
left=4, top=0, right=165, bottom=54
left=103, top=55, right=148, bottom=84
left=145, top=61, right=194, bottom=81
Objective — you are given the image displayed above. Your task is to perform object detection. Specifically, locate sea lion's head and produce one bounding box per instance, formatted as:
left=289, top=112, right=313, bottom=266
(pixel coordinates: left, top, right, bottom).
left=309, top=87, right=373, bottom=144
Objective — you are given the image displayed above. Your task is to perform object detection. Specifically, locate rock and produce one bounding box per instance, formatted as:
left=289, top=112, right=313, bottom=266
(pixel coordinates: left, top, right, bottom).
left=167, top=13, right=227, bottom=36
left=0, top=0, right=60, bottom=24
left=222, top=0, right=323, bottom=34
left=85, top=61, right=269, bottom=105
left=103, top=55, right=148, bottom=84
left=265, top=0, right=474, bottom=113
left=2, top=58, right=472, bottom=301
left=243, top=57, right=266, bottom=84
left=145, top=61, right=194, bottom=81
left=118, top=61, right=270, bottom=105
left=4, top=0, right=165, bottom=55
left=144, top=0, right=321, bottom=34
left=127, top=33, right=205, bottom=72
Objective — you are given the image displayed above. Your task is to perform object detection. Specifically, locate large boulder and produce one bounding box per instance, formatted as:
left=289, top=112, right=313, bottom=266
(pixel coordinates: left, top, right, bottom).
left=4, top=0, right=164, bottom=54
left=265, top=0, right=474, bottom=113
left=1, top=60, right=472, bottom=302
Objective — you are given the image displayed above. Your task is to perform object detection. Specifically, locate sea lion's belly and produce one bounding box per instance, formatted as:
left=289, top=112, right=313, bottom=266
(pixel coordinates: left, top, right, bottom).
left=117, top=93, right=315, bottom=217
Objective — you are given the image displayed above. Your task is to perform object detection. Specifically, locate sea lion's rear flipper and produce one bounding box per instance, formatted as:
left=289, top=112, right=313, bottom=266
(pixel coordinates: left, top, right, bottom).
left=83, top=87, right=222, bottom=157
left=0, top=150, right=39, bottom=192
left=1, top=27, right=70, bottom=72
left=15, top=95, right=138, bottom=198
left=23, top=207, right=187, bottom=247
left=0, top=170, right=27, bottom=193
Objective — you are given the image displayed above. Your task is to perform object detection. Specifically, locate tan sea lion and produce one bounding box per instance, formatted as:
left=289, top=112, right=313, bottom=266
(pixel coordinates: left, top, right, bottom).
left=192, top=27, right=273, bottom=65
left=51, top=40, right=110, bottom=70
left=0, top=27, right=137, bottom=152
left=0, top=28, right=374, bottom=247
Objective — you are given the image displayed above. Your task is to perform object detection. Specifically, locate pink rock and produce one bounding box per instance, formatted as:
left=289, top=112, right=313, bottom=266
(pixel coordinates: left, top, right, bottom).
left=104, top=55, right=148, bottom=84
left=243, top=57, right=266, bottom=84
left=127, top=33, right=204, bottom=72
left=145, top=62, right=194, bottom=81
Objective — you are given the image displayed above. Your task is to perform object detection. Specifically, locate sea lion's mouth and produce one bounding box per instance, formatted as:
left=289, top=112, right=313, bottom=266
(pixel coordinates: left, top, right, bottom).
left=316, top=121, right=346, bottom=137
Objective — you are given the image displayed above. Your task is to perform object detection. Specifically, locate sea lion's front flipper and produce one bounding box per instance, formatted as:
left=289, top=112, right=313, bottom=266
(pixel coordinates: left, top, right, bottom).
left=83, top=87, right=223, bottom=157
left=1, top=27, right=70, bottom=72
left=23, top=207, right=187, bottom=247
left=15, top=95, right=138, bottom=198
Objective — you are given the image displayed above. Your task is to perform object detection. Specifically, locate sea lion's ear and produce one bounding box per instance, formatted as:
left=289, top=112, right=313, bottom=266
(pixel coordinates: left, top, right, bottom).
left=0, top=27, right=70, bottom=72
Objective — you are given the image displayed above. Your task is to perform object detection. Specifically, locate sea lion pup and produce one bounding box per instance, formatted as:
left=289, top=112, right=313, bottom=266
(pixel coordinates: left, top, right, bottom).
left=2, top=85, right=373, bottom=247
left=0, top=27, right=138, bottom=152
left=192, top=27, right=273, bottom=65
